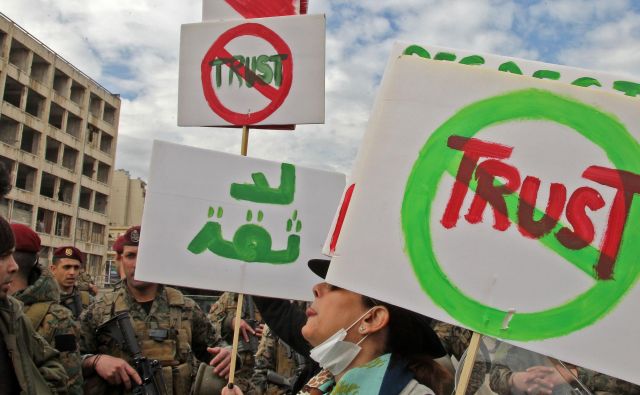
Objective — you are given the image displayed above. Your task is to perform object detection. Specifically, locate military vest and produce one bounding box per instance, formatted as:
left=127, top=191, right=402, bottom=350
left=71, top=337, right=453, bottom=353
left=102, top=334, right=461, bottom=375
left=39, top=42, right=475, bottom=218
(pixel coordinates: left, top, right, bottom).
left=60, top=290, right=91, bottom=319
left=96, top=287, right=195, bottom=395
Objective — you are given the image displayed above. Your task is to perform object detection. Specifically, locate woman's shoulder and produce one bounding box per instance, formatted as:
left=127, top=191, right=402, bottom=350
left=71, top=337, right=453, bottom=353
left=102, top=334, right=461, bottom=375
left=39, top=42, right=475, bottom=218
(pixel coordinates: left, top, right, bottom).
left=399, top=379, right=436, bottom=395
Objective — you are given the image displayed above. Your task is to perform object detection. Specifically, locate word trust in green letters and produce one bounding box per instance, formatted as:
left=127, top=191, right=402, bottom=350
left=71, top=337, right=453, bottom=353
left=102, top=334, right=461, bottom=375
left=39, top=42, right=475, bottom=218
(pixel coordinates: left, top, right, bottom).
left=210, top=54, right=288, bottom=88
left=403, top=45, right=640, bottom=97
left=188, top=163, right=301, bottom=264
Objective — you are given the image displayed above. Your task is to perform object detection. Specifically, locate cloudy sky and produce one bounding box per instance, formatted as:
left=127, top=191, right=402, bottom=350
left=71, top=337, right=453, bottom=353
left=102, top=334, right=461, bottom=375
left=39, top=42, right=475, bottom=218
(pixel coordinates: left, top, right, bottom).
left=2, top=0, right=639, bottom=180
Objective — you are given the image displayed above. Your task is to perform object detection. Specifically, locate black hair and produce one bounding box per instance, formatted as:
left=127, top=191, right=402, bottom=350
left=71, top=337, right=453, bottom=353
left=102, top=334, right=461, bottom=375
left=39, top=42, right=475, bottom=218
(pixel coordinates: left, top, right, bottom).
left=13, top=250, right=38, bottom=278
left=0, top=216, right=15, bottom=257
left=362, top=297, right=454, bottom=395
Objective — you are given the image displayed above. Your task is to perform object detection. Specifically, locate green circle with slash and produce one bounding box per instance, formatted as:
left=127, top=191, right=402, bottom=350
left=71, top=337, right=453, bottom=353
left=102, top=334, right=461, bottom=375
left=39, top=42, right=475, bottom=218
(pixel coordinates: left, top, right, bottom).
left=401, top=88, right=640, bottom=340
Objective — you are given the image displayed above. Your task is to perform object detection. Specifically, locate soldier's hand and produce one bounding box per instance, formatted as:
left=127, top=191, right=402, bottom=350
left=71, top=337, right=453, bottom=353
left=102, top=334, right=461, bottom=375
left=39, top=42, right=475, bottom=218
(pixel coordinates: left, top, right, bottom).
left=509, top=369, right=551, bottom=395
left=208, top=346, right=232, bottom=378
left=233, top=319, right=257, bottom=343
left=254, top=323, right=265, bottom=338
left=94, top=354, right=142, bottom=390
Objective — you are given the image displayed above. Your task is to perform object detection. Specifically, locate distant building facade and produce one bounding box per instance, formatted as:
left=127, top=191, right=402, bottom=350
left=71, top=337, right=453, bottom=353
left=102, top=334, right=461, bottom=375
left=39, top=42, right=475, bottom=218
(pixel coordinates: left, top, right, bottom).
left=105, top=169, right=145, bottom=284
left=0, top=13, right=120, bottom=284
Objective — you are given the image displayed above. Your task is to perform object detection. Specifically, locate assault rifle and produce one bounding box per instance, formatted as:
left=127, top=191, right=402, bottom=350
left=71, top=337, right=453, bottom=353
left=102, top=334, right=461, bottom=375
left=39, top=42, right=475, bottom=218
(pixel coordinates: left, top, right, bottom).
left=97, top=312, right=167, bottom=395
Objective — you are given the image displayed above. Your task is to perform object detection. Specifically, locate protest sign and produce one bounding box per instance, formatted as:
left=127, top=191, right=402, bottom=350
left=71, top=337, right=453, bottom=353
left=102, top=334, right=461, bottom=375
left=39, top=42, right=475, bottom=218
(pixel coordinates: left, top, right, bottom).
left=202, top=0, right=307, bottom=21
left=135, top=140, right=345, bottom=301
left=326, top=43, right=640, bottom=384
left=178, top=14, right=325, bottom=127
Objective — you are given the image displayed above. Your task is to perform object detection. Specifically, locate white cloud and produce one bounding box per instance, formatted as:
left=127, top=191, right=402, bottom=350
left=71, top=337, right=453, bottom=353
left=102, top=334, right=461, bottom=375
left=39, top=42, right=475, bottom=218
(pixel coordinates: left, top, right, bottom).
left=2, top=0, right=638, bottom=182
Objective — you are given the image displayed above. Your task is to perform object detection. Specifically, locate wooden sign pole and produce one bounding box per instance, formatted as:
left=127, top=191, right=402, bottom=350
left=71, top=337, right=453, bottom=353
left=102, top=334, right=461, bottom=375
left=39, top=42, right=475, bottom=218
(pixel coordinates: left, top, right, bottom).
left=228, top=125, right=250, bottom=388
left=455, top=332, right=482, bottom=395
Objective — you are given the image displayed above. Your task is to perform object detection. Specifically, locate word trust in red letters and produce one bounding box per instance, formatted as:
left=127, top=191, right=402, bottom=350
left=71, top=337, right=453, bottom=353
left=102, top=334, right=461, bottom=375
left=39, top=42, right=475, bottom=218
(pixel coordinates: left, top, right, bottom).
left=440, top=135, right=640, bottom=280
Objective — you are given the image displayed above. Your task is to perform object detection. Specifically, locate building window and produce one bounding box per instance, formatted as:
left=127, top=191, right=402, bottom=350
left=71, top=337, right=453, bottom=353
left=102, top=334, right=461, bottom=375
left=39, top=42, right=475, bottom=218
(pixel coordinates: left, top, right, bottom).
left=39, top=172, right=56, bottom=198
left=91, top=223, right=105, bottom=244
left=0, top=115, right=19, bottom=146
left=62, top=146, right=78, bottom=171
left=8, top=38, right=29, bottom=71
left=75, top=219, right=90, bottom=242
left=20, top=126, right=40, bottom=155
left=82, top=155, right=95, bottom=178
left=66, top=113, right=82, bottom=139
left=94, top=192, right=108, bottom=214
left=54, top=213, right=71, bottom=237
left=2, top=76, right=22, bottom=108
left=36, top=207, right=54, bottom=234
left=16, top=164, right=36, bottom=191
left=79, top=187, right=92, bottom=210
left=53, top=69, right=70, bottom=98
left=25, top=89, right=45, bottom=118
left=12, top=201, right=33, bottom=225
left=70, top=81, right=85, bottom=105
left=48, top=102, right=64, bottom=129
left=30, top=53, right=50, bottom=85
left=58, top=179, right=74, bottom=204
left=97, top=162, right=110, bottom=184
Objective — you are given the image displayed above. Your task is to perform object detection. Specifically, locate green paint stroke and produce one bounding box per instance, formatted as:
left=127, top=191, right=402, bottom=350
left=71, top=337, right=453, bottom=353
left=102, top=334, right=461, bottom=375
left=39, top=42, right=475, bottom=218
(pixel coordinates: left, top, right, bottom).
left=401, top=88, right=640, bottom=341
left=498, top=61, right=523, bottom=75
left=208, top=207, right=215, bottom=218
left=613, top=81, right=640, bottom=97
left=187, top=219, right=300, bottom=264
left=257, top=210, right=264, bottom=222
left=246, top=210, right=253, bottom=222
left=230, top=163, right=296, bottom=205
left=572, top=77, right=601, bottom=88
left=532, top=70, right=561, bottom=80
left=434, top=52, right=456, bottom=61
left=217, top=207, right=224, bottom=218
left=459, top=55, right=485, bottom=66
left=403, top=45, right=431, bottom=59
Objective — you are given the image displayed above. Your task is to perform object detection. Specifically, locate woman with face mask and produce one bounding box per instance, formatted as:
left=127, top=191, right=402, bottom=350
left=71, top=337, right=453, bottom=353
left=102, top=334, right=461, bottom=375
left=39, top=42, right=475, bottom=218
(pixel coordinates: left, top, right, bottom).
left=224, top=259, right=452, bottom=395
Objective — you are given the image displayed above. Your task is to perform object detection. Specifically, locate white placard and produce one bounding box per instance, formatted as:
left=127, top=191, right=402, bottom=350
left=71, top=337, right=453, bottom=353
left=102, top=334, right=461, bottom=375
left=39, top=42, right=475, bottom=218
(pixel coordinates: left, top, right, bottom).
left=136, top=140, right=345, bottom=301
left=326, top=44, right=640, bottom=385
left=202, top=0, right=306, bottom=21
left=178, top=14, right=325, bottom=127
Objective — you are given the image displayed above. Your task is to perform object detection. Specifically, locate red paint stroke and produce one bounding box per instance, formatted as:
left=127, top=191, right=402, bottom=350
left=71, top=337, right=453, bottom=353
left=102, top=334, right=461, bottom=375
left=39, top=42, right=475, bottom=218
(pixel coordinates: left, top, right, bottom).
left=330, top=183, right=355, bottom=254
left=517, top=176, right=566, bottom=239
left=201, top=23, right=293, bottom=125
left=556, top=187, right=605, bottom=250
left=465, top=159, right=521, bottom=231
left=441, top=135, right=640, bottom=281
left=441, top=136, right=513, bottom=229
left=582, top=166, right=640, bottom=280
left=225, top=0, right=297, bottom=18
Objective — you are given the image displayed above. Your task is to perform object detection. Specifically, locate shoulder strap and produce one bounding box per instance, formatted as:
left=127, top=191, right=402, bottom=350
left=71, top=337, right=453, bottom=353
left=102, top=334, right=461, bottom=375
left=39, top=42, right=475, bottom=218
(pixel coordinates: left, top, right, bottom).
left=80, top=291, right=91, bottom=306
left=24, top=301, right=54, bottom=331
left=165, top=287, right=185, bottom=306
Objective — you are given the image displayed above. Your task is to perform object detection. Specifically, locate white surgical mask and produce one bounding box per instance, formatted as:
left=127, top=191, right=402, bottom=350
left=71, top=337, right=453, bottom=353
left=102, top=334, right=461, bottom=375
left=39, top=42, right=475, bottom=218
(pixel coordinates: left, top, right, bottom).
left=309, top=308, right=374, bottom=375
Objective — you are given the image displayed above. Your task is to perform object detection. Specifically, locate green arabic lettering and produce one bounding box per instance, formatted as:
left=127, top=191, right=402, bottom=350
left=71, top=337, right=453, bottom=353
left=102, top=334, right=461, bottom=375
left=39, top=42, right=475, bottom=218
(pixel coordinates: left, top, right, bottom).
left=230, top=163, right=296, bottom=204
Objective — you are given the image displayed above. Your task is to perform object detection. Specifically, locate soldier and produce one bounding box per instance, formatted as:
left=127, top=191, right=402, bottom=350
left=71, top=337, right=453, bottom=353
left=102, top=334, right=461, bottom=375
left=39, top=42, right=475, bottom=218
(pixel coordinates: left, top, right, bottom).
left=79, top=225, right=232, bottom=394
left=0, top=216, right=68, bottom=394
left=489, top=341, right=640, bottom=394
left=250, top=324, right=307, bottom=395
left=51, top=246, right=93, bottom=319
left=7, top=224, right=83, bottom=395
left=209, top=292, right=265, bottom=392
left=77, top=266, right=98, bottom=296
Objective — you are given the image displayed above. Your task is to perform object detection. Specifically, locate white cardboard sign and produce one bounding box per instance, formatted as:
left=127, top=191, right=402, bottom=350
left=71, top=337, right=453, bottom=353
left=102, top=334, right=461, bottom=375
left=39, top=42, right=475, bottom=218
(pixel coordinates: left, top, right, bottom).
left=136, top=140, right=345, bottom=301
left=202, top=0, right=306, bottom=21
left=178, top=14, right=325, bottom=127
left=326, top=43, right=640, bottom=385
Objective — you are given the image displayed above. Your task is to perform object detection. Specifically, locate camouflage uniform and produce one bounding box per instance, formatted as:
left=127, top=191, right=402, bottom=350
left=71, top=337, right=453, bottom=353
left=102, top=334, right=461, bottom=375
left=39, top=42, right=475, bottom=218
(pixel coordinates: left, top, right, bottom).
left=59, top=286, right=92, bottom=319
left=0, top=295, right=68, bottom=394
left=209, top=292, right=263, bottom=392
left=13, top=265, right=83, bottom=395
left=431, top=321, right=487, bottom=394
left=76, top=271, right=97, bottom=296
left=489, top=341, right=640, bottom=395
left=250, top=325, right=307, bottom=395
left=80, top=281, right=227, bottom=395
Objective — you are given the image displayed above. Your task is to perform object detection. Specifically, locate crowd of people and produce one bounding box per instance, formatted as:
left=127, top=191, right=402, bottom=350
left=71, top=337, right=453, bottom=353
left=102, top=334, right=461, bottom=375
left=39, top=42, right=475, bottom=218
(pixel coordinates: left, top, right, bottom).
left=1, top=162, right=640, bottom=395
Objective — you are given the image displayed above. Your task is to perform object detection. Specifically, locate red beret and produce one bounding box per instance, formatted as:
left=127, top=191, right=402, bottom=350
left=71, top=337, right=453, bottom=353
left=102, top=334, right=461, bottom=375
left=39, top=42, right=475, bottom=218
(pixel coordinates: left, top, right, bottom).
left=53, top=246, right=84, bottom=264
left=11, top=223, right=41, bottom=253
left=123, top=225, right=141, bottom=247
left=113, top=235, right=125, bottom=254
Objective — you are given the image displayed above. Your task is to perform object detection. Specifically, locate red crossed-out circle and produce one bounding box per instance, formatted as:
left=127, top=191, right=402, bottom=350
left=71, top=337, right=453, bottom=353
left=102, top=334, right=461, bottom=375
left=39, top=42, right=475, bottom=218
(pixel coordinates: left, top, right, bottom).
left=201, top=23, right=293, bottom=125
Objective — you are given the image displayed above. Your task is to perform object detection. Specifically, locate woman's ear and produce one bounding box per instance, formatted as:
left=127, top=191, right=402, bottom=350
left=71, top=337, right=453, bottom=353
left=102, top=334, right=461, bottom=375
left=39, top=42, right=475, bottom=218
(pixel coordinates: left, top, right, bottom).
left=361, top=306, right=389, bottom=334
